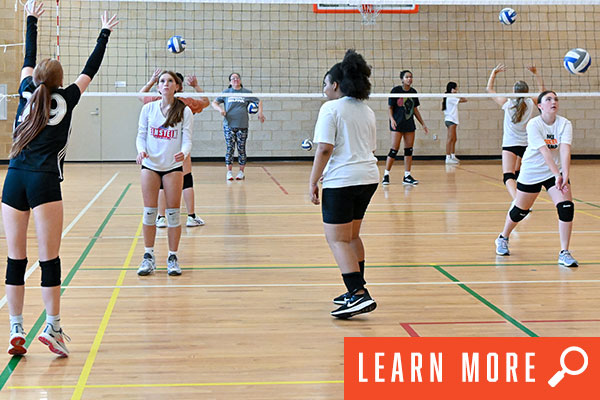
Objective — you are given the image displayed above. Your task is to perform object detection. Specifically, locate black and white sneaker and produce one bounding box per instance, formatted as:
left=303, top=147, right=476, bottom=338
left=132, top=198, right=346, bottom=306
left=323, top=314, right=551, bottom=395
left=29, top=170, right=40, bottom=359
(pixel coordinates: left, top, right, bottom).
left=333, top=291, right=350, bottom=305
left=382, top=175, right=390, bottom=186
left=331, top=289, right=377, bottom=319
left=402, top=175, right=419, bottom=185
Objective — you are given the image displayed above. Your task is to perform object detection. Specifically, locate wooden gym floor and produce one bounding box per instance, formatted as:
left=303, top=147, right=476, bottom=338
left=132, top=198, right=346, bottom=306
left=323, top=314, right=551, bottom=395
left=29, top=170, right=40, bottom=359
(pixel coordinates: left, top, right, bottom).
left=0, top=160, right=598, bottom=399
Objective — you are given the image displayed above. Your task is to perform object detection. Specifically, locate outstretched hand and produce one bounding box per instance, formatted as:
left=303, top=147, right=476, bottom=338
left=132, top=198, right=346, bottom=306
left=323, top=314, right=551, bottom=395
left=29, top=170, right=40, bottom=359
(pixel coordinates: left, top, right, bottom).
left=492, top=63, right=506, bottom=74
left=150, top=68, right=163, bottom=84
left=526, top=65, right=538, bottom=75
left=101, top=11, right=119, bottom=32
left=26, top=0, right=45, bottom=18
left=185, top=75, right=198, bottom=88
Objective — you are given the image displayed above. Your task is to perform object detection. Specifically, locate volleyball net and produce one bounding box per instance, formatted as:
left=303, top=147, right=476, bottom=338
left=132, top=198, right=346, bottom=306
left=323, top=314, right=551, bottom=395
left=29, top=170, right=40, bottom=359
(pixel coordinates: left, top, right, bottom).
left=2, top=0, right=595, bottom=99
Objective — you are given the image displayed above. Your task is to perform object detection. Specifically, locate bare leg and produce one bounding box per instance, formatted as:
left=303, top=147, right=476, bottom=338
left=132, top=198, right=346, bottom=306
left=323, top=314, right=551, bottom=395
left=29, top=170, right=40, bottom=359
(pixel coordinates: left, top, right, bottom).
left=162, top=171, right=183, bottom=252
left=402, top=131, right=415, bottom=172
left=502, top=150, right=519, bottom=199
left=2, top=204, right=30, bottom=317
left=501, top=190, right=538, bottom=239
left=384, top=131, right=402, bottom=172
left=141, top=169, right=161, bottom=248
left=547, top=184, right=573, bottom=251
left=446, top=125, right=457, bottom=155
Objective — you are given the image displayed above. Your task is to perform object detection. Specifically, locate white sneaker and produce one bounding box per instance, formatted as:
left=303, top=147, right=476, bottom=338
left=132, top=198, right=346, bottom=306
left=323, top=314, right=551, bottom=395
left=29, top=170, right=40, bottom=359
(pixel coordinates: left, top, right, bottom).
left=155, top=215, right=167, bottom=228
left=186, top=215, right=205, bottom=227
left=226, top=171, right=234, bottom=181
left=236, top=171, right=245, bottom=180
left=137, top=253, right=156, bottom=276
left=452, top=155, right=460, bottom=162
left=8, top=323, right=27, bottom=355
left=445, top=157, right=459, bottom=164
left=38, top=324, right=70, bottom=357
left=167, top=254, right=182, bottom=276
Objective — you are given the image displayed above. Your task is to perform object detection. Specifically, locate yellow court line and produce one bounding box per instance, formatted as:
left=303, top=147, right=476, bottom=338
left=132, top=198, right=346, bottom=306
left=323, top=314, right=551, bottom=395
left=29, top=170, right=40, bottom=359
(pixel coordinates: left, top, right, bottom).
left=71, top=220, right=143, bottom=400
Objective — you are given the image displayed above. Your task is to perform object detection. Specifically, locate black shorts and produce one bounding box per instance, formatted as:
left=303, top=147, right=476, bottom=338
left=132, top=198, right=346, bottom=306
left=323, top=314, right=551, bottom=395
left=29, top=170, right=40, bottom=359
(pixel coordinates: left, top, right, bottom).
left=517, top=176, right=570, bottom=193
left=502, top=146, right=527, bottom=158
left=390, top=118, right=416, bottom=133
left=2, top=168, right=62, bottom=211
left=141, top=165, right=183, bottom=178
left=321, top=183, right=378, bottom=224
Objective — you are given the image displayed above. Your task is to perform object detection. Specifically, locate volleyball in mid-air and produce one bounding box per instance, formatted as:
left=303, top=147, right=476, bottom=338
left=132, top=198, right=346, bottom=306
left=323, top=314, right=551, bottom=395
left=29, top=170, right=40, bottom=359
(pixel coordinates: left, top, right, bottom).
left=499, top=8, right=517, bottom=25
left=167, top=35, right=186, bottom=54
left=247, top=102, right=259, bottom=114
left=564, top=48, right=591, bottom=75
left=301, top=139, right=313, bottom=151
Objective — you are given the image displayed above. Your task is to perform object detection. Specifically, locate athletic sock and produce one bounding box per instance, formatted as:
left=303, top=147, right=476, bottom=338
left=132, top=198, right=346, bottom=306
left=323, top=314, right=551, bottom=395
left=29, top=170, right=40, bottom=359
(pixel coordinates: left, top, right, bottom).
left=46, top=314, right=61, bottom=331
left=144, top=247, right=154, bottom=255
left=404, top=171, right=411, bottom=177
left=9, top=315, right=23, bottom=329
left=384, top=169, right=390, bottom=176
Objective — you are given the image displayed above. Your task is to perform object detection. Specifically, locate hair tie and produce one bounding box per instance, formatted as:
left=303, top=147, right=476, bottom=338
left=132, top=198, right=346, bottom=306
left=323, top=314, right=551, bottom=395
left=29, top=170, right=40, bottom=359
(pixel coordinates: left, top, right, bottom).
left=39, top=81, right=45, bottom=85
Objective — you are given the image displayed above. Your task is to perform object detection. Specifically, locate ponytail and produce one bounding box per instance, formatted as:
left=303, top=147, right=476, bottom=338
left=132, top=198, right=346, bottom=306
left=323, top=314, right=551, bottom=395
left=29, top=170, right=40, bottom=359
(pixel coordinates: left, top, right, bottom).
left=442, top=81, right=457, bottom=111
left=511, top=81, right=530, bottom=123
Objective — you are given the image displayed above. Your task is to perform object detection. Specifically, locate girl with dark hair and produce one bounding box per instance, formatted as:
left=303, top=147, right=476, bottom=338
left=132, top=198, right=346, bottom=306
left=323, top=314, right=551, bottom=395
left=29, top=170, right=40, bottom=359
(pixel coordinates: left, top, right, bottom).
left=442, top=81, right=467, bottom=164
left=136, top=71, right=193, bottom=277
left=309, top=49, right=379, bottom=319
left=2, top=1, right=118, bottom=357
left=494, top=91, right=578, bottom=268
left=487, top=64, right=544, bottom=199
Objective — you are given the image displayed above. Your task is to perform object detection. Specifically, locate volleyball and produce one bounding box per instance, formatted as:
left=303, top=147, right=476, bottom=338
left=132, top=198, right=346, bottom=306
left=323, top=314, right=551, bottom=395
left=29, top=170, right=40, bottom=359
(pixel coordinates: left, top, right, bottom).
left=499, top=8, right=517, bottom=25
left=167, top=35, right=186, bottom=54
left=301, top=139, right=313, bottom=151
left=247, top=101, right=259, bottom=114
left=564, top=48, right=591, bottom=75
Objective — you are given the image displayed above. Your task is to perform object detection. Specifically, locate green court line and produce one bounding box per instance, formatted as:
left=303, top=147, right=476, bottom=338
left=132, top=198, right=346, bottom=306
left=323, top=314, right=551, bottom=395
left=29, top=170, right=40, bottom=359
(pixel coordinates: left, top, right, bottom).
left=574, top=197, right=600, bottom=209
left=0, top=184, right=131, bottom=392
left=432, top=265, right=538, bottom=337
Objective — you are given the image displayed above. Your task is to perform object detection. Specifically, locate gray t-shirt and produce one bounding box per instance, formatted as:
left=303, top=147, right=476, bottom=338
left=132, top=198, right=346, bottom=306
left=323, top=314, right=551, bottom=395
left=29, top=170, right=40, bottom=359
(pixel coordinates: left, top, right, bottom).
left=215, top=87, right=259, bottom=129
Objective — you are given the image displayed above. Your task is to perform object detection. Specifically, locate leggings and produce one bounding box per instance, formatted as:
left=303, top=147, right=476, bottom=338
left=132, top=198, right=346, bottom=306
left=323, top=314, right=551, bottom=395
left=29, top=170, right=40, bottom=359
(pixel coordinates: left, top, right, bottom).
left=224, top=125, right=249, bottom=165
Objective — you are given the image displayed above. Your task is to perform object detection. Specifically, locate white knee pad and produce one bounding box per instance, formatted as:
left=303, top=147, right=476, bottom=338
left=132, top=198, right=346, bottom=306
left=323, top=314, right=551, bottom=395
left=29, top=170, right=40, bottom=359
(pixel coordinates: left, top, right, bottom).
left=143, top=207, right=158, bottom=226
left=166, top=208, right=181, bottom=227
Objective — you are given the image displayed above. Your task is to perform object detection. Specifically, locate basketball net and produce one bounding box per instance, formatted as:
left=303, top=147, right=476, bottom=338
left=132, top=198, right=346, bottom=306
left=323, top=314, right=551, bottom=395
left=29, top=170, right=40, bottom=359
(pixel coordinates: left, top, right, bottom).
left=358, top=4, right=382, bottom=25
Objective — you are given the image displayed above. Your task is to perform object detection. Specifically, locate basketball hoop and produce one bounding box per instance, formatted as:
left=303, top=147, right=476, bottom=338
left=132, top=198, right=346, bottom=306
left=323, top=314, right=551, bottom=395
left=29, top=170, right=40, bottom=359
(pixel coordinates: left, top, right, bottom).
left=358, top=4, right=382, bottom=25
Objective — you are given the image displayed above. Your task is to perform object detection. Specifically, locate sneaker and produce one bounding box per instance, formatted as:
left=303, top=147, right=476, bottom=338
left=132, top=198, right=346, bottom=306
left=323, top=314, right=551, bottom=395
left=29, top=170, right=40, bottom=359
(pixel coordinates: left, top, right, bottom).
left=226, top=171, right=234, bottom=181
left=402, top=175, right=419, bottom=185
left=333, top=291, right=350, bottom=305
left=137, top=252, right=156, bottom=276
left=155, top=215, right=167, bottom=228
left=7, top=323, right=27, bottom=355
left=331, top=289, right=377, bottom=319
left=445, top=157, right=459, bottom=164
left=235, top=171, right=245, bottom=180
left=558, top=250, right=578, bottom=267
left=495, top=234, right=510, bottom=256
left=186, top=215, right=205, bottom=227
left=452, top=155, right=461, bottom=162
left=38, top=324, right=70, bottom=357
left=167, top=254, right=182, bottom=276
left=382, top=175, right=390, bottom=186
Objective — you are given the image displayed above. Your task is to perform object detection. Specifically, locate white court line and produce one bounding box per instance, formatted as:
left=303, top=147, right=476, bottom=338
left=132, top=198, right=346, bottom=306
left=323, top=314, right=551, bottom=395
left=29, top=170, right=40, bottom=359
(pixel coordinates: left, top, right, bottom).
left=0, top=172, right=119, bottom=311
left=23, top=279, right=600, bottom=290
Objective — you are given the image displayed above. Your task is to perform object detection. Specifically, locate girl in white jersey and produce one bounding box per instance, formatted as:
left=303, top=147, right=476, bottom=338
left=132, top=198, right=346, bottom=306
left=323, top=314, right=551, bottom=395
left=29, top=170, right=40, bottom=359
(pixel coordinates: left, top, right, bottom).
left=442, top=81, right=467, bottom=164
left=309, top=50, right=379, bottom=319
left=486, top=64, right=544, bottom=199
left=136, top=71, right=193, bottom=276
left=494, top=91, right=578, bottom=268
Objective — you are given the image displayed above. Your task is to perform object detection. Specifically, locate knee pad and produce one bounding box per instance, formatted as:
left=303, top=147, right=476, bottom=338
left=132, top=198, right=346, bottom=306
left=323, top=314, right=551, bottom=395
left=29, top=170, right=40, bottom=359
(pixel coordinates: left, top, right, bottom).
left=183, top=173, right=193, bottom=190
left=503, top=172, right=517, bottom=184
left=387, top=148, right=398, bottom=159
left=404, top=147, right=414, bottom=156
left=557, top=201, right=574, bottom=222
left=5, top=257, right=27, bottom=286
left=166, top=208, right=181, bottom=227
left=515, top=170, right=520, bottom=179
left=40, top=257, right=61, bottom=287
left=509, top=205, right=530, bottom=222
left=143, top=207, right=158, bottom=226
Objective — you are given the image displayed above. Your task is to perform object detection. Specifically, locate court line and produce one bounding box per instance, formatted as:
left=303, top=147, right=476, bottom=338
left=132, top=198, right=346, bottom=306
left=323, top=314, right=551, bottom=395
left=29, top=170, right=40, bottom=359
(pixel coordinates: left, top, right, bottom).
left=72, top=220, right=142, bottom=400
left=261, top=166, right=289, bottom=195
left=0, top=172, right=119, bottom=311
left=0, top=184, right=131, bottom=392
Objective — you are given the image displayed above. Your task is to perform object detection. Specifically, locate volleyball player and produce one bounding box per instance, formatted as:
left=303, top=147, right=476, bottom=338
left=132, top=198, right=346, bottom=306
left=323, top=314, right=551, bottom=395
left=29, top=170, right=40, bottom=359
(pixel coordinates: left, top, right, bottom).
left=140, top=69, right=209, bottom=227
left=309, top=49, right=379, bottom=319
left=487, top=64, right=544, bottom=199
left=382, top=70, right=429, bottom=186
left=494, top=90, right=578, bottom=268
left=2, top=1, right=118, bottom=356
left=136, top=71, right=193, bottom=276
left=442, top=81, right=467, bottom=164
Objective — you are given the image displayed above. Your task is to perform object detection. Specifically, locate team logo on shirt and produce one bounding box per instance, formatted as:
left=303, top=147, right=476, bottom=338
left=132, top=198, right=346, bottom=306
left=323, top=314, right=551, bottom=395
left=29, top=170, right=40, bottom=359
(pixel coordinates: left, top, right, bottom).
left=397, top=97, right=415, bottom=120
left=544, top=134, right=558, bottom=149
left=151, top=127, right=178, bottom=140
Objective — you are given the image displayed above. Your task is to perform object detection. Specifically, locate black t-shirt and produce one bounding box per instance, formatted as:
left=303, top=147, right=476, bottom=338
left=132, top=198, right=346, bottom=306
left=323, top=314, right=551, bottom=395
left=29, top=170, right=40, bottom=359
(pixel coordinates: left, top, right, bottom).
left=10, top=76, right=81, bottom=181
left=388, top=86, right=420, bottom=123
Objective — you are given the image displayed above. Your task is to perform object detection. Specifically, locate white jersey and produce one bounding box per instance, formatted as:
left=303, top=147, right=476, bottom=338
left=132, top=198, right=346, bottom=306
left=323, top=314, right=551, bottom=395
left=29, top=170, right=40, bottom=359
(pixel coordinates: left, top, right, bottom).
left=313, top=96, right=379, bottom=189
left=517, top=115, right=572, bottom=185
left=137, top=100, right=193, bottom=171
left=443, top=97, right=460, bottom=124
left=502, top=98, right=534, bottom=147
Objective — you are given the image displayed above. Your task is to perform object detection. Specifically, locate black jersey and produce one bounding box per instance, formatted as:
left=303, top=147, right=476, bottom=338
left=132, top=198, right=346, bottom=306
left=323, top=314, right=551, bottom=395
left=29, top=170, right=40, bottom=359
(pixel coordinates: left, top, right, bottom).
left=388, top=86, right=420, bottom=122
left=10, top=76, right=81, bottom=181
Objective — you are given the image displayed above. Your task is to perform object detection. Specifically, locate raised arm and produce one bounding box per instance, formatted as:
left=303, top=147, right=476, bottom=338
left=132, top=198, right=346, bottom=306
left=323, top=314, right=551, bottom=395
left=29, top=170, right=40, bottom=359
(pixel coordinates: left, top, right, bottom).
left=21, top=1, right=45, bottom=82
left=74, top=11, right=119, bottom=94
left=527, top=65, right=545, bottom=104
left=184, top=75, right=210, bottom=111
left=138, top=68, right=162, bottom=103
left=486, top=64, right=508, bottom=106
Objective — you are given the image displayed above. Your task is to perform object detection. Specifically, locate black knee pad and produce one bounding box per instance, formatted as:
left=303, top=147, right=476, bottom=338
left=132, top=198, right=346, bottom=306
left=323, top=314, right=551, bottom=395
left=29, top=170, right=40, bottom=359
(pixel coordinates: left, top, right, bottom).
left=183, top=173, right=193, bottom=190
left=5, top=257, right=27, bottom=286
left=404, top=147, right=414, bottom=156
left=515, top=170, right=520, bottom=179
left=557, top=201, right=574, bottom=222
left=40, top=257, right=61, bottom=287
left=503, top=172, right=517, bottom=184
left=509, top=205, right=530, bottom=222
left=387, top=148, right=398, bottom=159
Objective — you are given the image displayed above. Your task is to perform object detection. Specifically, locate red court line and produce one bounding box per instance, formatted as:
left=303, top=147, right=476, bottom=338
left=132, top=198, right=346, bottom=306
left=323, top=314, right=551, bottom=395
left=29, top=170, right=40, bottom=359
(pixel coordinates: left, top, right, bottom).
left=261, top=166, right=289, bottom=195
left=400, top=323, right=420, bottom=337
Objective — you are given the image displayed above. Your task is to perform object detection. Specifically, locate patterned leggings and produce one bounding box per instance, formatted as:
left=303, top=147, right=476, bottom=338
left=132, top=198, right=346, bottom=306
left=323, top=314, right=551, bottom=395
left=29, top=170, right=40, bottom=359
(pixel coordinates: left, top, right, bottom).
left=224, top=125, right=249, bottom=165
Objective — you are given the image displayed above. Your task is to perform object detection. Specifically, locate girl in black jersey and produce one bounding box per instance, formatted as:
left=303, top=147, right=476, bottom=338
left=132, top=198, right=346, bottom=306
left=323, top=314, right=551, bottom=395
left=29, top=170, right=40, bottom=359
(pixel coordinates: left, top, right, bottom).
left=1, top=1, right=118, bottom=357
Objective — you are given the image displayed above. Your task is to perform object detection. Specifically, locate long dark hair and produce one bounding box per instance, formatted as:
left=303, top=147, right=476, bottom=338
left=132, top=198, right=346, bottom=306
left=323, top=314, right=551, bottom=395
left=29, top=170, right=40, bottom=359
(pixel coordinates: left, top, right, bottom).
left=442, top=81, right=457, bottom=111
left=325, top=49, right=371, bottom=100
left=159, top=71, right=187, bottom=128
left=10, top=58, right=64, bottom=159
left=511, top=80, right=530, bottom=123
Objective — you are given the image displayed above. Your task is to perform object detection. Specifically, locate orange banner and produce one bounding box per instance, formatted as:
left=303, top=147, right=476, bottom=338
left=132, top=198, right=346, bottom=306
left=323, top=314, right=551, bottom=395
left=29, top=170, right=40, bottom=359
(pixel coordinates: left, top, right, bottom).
left=344, top=337, right=599, bottom=400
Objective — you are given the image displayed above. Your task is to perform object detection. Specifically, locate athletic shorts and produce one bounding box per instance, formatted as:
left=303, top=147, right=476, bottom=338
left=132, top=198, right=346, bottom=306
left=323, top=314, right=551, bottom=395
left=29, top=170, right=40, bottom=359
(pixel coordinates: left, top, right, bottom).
left=390, top=118, right=416, bottom=133
left=445, top=121, right=457, bottom=127
left=517, top=176, right=570, bottom=193
left=321, top=183, right=378, bottom=224
left=502, top=146, right=527, bottom=158
left=2, top=168, right=62, bottom=211
left=141, top=165, right=183, bottom=178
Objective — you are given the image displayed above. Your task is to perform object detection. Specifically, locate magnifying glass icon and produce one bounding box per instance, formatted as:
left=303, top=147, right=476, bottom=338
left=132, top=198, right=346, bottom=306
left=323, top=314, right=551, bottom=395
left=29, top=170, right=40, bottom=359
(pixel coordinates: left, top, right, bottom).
left=548, top=346, right=588, bottom=387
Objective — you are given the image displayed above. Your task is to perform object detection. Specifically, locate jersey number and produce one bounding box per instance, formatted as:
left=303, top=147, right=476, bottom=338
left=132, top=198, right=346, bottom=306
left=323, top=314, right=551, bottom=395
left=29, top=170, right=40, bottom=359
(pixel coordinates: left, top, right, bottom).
left=21, top=91, right=68, bottom=126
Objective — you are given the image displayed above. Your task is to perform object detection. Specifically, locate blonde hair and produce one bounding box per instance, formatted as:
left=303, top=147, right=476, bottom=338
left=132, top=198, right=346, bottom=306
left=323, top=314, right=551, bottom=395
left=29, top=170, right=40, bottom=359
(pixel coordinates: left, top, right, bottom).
left=510, top=80, right=529, bottom=124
